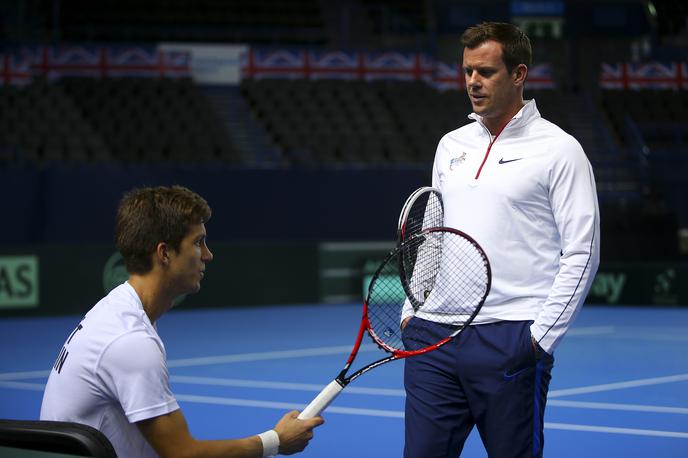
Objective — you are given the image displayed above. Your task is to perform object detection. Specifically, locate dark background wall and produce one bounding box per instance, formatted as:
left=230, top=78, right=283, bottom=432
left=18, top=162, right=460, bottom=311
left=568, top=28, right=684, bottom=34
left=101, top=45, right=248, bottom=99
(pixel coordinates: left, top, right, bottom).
left=0, top=165, right=429, bottom=243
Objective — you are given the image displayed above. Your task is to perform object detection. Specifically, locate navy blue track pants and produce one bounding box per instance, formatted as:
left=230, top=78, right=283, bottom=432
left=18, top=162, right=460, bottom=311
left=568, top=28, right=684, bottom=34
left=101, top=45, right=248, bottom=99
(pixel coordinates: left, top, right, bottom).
left=403, top=318, right=554, bottom=458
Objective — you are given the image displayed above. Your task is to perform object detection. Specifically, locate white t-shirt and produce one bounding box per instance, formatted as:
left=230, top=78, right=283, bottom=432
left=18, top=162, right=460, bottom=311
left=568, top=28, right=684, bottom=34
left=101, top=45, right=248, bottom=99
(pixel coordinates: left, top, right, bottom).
left=40, top=282, right=179, bottom=457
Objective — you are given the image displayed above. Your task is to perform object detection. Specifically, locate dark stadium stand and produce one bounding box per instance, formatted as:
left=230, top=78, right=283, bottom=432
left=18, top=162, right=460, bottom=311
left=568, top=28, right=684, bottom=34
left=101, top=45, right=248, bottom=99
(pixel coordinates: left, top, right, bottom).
left=599, top=89, right=688, bottom=233
left=600, top=90, right=688, bottom=150
left=0, top=77, right=240, bottom=165
left=0, top=79, right=109, bottom=164
left=240, top=77, right=648, bottom=206
left=241, top=79, right=581, bottom=166
left=0, top=0, right=685, bottom=260
left=241, top=78, right=453, bottom=165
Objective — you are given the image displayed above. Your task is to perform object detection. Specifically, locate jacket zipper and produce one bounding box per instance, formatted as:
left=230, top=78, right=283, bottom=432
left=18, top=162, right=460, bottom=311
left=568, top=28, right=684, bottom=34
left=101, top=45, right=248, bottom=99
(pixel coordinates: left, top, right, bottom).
left=474, top=122, right=508, bottom=180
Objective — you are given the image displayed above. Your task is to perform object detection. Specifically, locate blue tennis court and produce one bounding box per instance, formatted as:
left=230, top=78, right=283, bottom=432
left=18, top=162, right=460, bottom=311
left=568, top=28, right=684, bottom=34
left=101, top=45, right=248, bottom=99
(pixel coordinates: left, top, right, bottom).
left=1, top=303, right=687, bottom=457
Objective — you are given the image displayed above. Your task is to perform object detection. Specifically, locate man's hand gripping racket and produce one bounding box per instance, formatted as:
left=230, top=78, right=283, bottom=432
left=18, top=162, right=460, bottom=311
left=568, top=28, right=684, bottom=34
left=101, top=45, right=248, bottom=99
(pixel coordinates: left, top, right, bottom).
left=298, top=188, right=491, bottom=419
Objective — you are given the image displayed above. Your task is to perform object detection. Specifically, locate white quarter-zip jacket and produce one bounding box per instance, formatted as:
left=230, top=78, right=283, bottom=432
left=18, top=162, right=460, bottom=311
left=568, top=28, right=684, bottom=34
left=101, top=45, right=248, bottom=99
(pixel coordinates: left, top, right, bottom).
left=402, top=100, right=600, bottom=354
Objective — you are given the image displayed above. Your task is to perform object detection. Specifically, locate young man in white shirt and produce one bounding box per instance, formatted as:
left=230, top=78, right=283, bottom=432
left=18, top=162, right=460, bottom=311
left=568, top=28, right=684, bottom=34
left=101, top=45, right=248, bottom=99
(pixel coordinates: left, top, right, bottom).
left=41, top=185, right=324, bottom=457
left=401, top=22, right=600, bottom=457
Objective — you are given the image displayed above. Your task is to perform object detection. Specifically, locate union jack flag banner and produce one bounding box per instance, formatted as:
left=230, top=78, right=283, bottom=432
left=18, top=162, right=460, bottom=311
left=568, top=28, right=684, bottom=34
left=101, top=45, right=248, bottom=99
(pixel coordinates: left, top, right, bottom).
left=362, top=51, right=434, bottom=81
left=9, top=45, right=191, bottom=81
left=241, top=49, right=435, bottom=82
left=433, top=61, right=466, bottom=90
left=241, top=48, right=307, bottom=79
left=0, top=54, right=32, bottom=85
left=430, top=62, right=554, bottom=90
left=526, top=64, right=556, bottom=89
left=308, top=50, right=362, bottom=79
left=107, top=46, right=191, bottom=77
left=241, top=48, right=555, bottom=90
left=600, top=62, right=688, bottom=90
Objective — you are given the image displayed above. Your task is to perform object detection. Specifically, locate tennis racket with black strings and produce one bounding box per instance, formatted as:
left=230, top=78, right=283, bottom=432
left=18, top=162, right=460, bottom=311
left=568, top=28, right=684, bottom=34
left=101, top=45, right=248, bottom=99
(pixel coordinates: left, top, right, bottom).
left=396, top=186, right=444, bottom=304
left=298, top=190, right=490, bottom=419
left=397, top=186, right=444, bottom=243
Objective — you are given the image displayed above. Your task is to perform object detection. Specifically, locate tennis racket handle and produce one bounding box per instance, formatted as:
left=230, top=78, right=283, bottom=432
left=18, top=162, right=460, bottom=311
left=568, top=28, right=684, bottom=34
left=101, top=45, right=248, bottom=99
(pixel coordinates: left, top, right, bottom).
left=298, top=380, right=344, bottom=419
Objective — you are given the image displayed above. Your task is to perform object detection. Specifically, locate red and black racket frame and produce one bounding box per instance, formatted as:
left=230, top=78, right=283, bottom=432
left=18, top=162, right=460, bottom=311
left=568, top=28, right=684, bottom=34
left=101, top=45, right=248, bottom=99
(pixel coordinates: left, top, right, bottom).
left=333, top=227, right=491, bottom=390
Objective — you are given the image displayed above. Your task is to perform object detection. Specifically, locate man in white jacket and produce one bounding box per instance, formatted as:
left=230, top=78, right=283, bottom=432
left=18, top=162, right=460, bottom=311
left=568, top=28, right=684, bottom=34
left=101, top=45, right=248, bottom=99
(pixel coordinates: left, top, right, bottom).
left=41, top=185, right=323, bottom=458
left=401, top=22, right=600, bottom=457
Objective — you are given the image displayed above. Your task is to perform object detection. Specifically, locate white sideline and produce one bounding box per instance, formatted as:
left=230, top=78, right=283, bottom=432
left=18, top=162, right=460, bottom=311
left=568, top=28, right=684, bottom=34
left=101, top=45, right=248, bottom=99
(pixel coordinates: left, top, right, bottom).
left=175, top=394, right=688, bottom=438
left=549, top=373, right=688, bottom=398
left=166, top=344, right=377, bottom=368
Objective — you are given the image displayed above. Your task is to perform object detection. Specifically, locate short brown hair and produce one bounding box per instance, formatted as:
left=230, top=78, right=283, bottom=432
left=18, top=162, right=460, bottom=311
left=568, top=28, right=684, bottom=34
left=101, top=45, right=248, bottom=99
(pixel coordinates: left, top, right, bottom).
left=461, top=22, right=532, bottom=73
left=115, top=185, right=212, bottom=274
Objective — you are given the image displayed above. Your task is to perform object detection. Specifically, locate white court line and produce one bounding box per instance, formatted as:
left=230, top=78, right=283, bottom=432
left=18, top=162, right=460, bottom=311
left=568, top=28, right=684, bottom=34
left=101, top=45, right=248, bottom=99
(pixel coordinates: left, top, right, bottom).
left=175, top=394, right=404, bottom=418
left=548, top=399, right=688, bottom=415
left=56, top=325, right=622, bottom=371
left=2, top=379, right=687, bottom=436
left=4, top=376, right=683, bottom=418
left=166, top=344, right=377, bottom=368
left=2, top=378, right=686, bottom=435
left=0, top=370, right=51, bottom=380
left=566, top=326, right=616, bottom=336
left=171, top=375, right=405, bottom=397
left=0, top=326, right=628, bottom=378
left=0, top=381, right=45, bottom=391
left=545, top=422, right=688, bottom=439
left=564, top=324, right=687, bottom=340
left=175, top=393, right=688, bottom=438
left=171, top=375, right=686, bottom=414
left=603, top=325, right=688, bottom=340
left=2, top=347, right=686, bottom=398
left=550, top=373, right=688, bottom=398
left=0, top=345, right=365, bottom=378
left=568, top=325, right=688, bottom=341
left=175, top=394, right=304, bottom=413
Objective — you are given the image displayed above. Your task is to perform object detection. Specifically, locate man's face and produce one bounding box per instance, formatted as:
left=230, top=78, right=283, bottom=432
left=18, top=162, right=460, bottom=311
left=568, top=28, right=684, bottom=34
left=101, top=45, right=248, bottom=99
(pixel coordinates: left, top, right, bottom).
left=463, top=40, right=522, bottom=129
left=167, top=223, right=213, bottom=296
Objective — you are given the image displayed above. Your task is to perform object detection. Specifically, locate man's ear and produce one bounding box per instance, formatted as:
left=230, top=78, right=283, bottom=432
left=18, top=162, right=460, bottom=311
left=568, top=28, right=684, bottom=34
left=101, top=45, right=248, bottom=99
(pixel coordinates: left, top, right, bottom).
left=513, top=63, right=528, bottom=87
left=155, top=242, right=170, bottom=267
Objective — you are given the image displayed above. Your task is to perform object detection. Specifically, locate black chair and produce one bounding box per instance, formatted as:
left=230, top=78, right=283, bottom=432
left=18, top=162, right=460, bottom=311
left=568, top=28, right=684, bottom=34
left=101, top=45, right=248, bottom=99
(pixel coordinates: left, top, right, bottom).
left=0, top=420, right=116, bottom=457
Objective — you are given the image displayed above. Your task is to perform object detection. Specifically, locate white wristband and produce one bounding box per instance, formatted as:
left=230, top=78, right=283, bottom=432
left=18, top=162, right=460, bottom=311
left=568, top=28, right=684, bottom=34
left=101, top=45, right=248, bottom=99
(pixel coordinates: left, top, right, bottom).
left=258, top=429, right=280, bottom=457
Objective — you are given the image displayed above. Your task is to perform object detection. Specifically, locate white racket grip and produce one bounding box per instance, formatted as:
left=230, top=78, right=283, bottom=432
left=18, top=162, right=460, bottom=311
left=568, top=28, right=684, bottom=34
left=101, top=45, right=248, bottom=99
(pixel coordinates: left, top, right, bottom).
left=297, top=380, right=344, bottom=419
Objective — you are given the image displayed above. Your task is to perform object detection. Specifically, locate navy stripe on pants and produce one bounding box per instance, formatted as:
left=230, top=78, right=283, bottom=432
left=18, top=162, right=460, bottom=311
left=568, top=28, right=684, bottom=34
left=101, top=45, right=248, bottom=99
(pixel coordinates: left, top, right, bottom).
left=403, top=318, right=554, bottom=458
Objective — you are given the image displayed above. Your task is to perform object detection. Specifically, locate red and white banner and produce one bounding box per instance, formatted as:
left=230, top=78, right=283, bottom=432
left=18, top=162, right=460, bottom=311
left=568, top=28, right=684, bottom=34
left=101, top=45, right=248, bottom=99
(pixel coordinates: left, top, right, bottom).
left=241, top=48, right=556, bottom=90
left=362, top=51, right=434, bottom=81
left=601, top=62, right=688, bottom=90
left=0, top=54, right=32, bottom=85
left=241, top=49, right=435, bottom=81
left=1, top=45, right=191, bottom=84
left=3, top=44, right=561, bottom=90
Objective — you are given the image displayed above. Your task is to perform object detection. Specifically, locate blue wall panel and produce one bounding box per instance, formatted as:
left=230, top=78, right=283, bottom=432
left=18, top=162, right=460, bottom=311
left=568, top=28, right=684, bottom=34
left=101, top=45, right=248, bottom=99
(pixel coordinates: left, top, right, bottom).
left=2, top=165, right=430, bottom=243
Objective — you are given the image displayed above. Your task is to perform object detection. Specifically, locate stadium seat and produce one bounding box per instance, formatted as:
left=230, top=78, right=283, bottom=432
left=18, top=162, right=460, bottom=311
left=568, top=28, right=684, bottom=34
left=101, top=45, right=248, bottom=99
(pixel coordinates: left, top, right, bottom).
left=600, top=89, right=688, bottom=150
